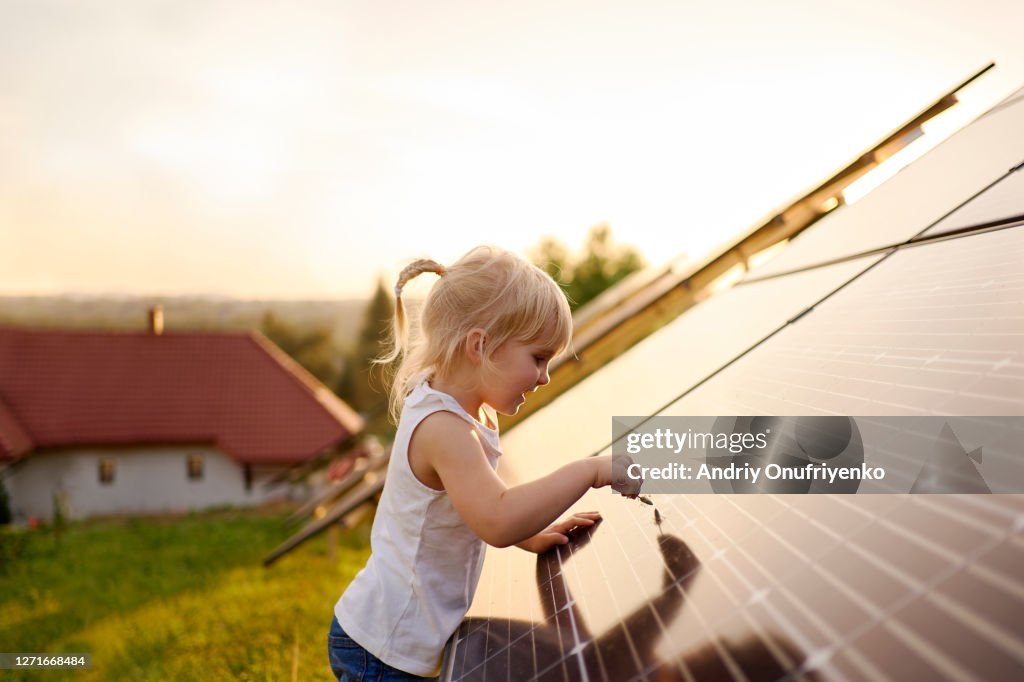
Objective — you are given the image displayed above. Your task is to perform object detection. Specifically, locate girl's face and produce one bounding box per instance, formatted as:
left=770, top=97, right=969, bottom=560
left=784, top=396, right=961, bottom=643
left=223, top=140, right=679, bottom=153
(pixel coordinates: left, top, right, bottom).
left=480, top=336, right=557, bottom=416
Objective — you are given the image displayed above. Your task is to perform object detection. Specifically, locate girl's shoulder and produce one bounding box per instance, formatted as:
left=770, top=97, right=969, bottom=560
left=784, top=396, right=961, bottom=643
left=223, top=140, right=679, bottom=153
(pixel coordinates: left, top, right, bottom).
left=412, top=409, right=477, bottom=443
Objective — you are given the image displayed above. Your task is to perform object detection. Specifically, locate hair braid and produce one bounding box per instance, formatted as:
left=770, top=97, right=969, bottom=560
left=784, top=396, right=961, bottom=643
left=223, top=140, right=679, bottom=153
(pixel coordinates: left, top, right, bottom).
left=394, top=259, right=446, bottom=298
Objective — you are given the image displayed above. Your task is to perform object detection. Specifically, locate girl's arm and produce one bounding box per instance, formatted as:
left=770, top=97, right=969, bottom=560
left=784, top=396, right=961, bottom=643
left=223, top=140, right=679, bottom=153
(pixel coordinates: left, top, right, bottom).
left=414, top=411, right=634, bottom=548
left=515, top=511, right=601, bottom=554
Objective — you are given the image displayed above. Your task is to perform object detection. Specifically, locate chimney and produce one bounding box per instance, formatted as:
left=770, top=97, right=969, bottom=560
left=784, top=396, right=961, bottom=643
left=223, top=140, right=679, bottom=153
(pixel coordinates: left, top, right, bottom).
left=148, top=305, right=164, bottom=336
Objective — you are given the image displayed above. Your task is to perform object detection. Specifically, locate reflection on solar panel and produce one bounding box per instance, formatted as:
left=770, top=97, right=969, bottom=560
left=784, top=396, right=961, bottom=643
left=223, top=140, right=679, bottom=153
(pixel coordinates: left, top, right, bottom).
left=744, top=93, right=1024, bottom=280
left=447, top=495, right=1024, bottom=681
left=443, top=83, right=1024, bottom=681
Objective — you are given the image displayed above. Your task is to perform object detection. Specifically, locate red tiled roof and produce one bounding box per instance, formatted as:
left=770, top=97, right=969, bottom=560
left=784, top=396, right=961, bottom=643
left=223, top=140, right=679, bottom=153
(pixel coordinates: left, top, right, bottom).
left=0, top=395, right=34, bottom=459
left=0, top=326, right=363, bottom=464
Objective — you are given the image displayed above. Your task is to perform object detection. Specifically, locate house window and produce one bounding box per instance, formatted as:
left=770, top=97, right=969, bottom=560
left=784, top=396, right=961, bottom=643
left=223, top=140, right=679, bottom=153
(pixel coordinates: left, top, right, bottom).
left=187, top=454, right=204, bottom=481
left=244, top=463, right=253, bottom=492
left=99, top=459, right=115, bottom=484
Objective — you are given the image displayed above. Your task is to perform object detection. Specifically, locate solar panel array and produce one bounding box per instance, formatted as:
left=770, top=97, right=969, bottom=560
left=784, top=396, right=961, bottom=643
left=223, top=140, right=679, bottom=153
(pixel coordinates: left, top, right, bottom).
left=442, top=86, right=1024, bottom=681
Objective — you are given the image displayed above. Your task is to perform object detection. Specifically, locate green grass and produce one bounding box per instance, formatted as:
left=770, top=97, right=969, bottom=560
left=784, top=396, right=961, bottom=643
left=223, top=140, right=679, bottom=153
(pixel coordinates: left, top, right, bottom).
left=0, top=505, right=371, bottom=681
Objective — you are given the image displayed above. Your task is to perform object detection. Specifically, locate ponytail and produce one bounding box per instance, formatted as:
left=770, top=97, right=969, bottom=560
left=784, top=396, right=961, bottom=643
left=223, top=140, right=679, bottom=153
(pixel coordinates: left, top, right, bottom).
left=376, top=258, right=446, bottom=365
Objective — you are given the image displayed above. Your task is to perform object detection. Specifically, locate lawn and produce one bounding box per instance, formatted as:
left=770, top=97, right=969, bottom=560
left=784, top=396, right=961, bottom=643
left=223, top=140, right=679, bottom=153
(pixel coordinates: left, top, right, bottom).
left=0, top=504, right=371, bottom=681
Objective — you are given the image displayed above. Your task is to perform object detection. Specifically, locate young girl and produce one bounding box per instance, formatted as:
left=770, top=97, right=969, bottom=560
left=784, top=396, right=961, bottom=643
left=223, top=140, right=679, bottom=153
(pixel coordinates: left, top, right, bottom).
left=328, top=245, right=637, bottom=681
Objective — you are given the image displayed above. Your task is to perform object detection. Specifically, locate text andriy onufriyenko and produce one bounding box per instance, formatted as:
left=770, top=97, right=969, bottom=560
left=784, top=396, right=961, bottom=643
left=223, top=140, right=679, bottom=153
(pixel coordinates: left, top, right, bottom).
left=624, top=461, right=885, bottom=483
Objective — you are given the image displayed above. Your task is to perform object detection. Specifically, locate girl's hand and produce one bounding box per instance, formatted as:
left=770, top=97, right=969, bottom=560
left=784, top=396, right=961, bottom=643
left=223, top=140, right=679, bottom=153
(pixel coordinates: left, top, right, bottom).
left=517, top=511, right=602, bottom=554
left=593, top=456, right=642, bottom=498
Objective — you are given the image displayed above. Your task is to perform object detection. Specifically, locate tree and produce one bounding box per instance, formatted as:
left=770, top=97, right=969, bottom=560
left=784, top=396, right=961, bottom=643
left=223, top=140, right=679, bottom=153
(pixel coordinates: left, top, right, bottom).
left=530, top=224, right=645, bottom=311
left=528, top=237, right=571, bottom=285
left=260, top=312, right=340, bottom=388
left=337, top=279, right=394, bottom=417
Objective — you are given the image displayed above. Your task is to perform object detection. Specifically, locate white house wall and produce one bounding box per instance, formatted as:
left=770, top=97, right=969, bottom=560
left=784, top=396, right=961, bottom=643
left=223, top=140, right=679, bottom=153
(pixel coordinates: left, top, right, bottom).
left=6, top=445, right=290, bottom=521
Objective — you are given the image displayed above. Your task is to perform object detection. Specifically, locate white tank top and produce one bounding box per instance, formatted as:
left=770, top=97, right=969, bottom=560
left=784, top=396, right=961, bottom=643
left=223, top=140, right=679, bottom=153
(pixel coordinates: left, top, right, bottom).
left=335, top=380, right=501, bottom=677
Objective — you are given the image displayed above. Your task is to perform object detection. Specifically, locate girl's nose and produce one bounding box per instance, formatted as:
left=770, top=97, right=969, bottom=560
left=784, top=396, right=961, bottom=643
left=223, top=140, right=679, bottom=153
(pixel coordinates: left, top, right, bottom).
left=537, top=367, right=550, bottom=386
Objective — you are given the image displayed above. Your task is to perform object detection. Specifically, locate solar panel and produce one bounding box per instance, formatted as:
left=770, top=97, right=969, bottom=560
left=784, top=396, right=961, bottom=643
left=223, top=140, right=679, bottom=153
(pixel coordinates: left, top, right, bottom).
left=263, top=462, right=386, bottom=566
left=663, top=226, right=1024, bottom=417
left=444, top=84, right=1024, bottom=679
left=744, top=94, right=1024, bottom=279
left=498, top=256, right=882, bottom=486
left=446, top=493, right=1024, bottom=681
left=919, top=168, right=1024, bottom=238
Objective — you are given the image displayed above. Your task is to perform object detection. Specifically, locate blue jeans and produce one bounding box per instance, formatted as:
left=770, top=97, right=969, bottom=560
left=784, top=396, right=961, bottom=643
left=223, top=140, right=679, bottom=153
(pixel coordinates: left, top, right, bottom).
left=327, top=616, right=438, bottom=681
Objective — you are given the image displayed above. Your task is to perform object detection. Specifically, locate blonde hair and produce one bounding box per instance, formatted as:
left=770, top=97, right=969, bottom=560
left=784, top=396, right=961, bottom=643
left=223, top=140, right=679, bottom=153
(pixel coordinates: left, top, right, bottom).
left=379, top=245, right=573, bottom=423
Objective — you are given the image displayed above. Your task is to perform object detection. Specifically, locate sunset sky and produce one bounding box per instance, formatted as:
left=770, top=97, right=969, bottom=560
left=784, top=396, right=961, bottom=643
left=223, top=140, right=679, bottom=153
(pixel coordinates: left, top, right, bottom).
left=2, top=0, right=1023, bottom=299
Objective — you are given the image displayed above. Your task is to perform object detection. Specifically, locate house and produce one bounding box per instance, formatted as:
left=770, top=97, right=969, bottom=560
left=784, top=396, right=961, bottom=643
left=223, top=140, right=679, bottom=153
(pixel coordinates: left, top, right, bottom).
left=0, top=315, right=363, bottom=521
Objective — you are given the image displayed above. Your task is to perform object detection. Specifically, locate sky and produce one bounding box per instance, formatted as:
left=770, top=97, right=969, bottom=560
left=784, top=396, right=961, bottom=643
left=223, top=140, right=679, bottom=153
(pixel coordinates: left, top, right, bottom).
left=2, top=0, right=1023, bottom=300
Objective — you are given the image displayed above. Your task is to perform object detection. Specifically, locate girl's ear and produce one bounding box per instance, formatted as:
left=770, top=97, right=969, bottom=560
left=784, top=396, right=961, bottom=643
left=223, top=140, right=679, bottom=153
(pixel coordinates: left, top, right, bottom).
left=465, top=328, right=487, bottom=364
